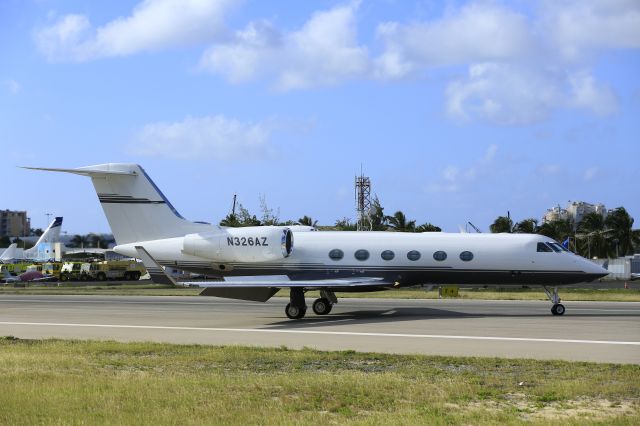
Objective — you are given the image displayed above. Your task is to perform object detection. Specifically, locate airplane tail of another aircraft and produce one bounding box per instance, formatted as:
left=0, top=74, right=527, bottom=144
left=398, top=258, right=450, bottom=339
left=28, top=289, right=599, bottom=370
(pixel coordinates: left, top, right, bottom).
left=0, top=243, right=18, bottom=262
left=23, top=164, right=211, bottom=244
left=22, top=217, right=63, bottom=258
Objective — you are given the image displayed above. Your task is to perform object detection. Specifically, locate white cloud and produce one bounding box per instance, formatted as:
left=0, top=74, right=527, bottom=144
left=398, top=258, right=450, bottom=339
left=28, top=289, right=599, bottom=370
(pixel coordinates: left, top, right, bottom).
left=540, top=0, right=640, bottom=60
left=446, top=63, right=617, bottom=125
left=3, top=79, right=22, bottom=94
left=36, top=0, right=236, bottom=61
left=130, top=115, right=275, bottom=160
left=427, top=145, right=498, bottom=193
left=374, top=3, right=533, bottom=79
left=200, top=3, right=369, bottom=90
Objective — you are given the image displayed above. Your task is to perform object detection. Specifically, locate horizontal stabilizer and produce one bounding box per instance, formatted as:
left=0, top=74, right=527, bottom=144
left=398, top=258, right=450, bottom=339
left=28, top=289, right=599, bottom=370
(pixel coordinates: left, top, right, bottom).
left=21, top=165, right=137, bottom=176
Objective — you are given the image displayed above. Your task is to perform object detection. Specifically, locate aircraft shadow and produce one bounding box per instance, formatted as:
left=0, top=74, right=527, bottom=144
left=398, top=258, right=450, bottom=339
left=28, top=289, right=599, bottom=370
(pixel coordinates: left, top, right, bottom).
left=263, top=306, right=640, bottom=328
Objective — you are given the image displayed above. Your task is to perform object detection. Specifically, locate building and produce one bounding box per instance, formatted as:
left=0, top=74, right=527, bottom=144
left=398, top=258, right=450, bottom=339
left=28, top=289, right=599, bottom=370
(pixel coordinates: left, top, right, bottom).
left=0, top=210, right=30, bottom=237
left=542, top=201, right=607, bottom=226
left=566, top=201, right=607, bottom=225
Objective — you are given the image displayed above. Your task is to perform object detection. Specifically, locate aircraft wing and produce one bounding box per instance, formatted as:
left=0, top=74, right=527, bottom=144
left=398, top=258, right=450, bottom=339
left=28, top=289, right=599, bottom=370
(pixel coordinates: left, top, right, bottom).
left=134, top=246, right=392, bottom=302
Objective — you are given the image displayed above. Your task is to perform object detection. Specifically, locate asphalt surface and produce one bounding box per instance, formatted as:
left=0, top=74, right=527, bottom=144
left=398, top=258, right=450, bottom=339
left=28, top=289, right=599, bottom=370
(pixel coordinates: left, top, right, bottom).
left=0, top=295, right=638, bottom=364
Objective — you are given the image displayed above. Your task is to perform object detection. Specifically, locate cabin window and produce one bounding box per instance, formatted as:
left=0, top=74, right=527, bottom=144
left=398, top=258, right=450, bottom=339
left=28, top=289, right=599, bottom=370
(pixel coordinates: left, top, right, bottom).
left=433, top=251, right=447, bottom=261
left=459, top=251, right=474, bottom=261
left=354, top=249, right=370, bottom=261
left=537, top=242, right=553, bottom=252
left=433, top=250, right=447, bottom=262
left=381, top=250, right=395, bottom=261
left=328, top=249, right=344, bottom=260
left=407, top=250, right=421, bottom=261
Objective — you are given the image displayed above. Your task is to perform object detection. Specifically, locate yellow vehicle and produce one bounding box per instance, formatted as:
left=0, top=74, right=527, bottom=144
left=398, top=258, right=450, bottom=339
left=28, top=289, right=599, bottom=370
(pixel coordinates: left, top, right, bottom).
left=0, top=262, right=32, bottom=276
left=91, top=260, right=146, bottom=281
left=41, top=262, right=63, bottom=279
left=60, top=262, right=92, bottom=282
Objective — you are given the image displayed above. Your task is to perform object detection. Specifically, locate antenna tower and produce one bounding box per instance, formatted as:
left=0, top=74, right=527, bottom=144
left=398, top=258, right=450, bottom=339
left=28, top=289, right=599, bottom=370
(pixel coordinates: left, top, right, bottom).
left=355, top=170, right=372, bottom=231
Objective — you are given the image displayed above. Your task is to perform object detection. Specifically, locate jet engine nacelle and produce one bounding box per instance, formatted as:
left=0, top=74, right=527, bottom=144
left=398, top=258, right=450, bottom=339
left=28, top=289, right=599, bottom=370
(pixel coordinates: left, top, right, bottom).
left=183, top=226, right=293, bottom=263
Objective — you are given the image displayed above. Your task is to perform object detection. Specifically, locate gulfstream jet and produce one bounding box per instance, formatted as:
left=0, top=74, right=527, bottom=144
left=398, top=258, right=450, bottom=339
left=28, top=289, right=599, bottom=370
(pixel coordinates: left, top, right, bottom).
left=25, top=164, right=608, bottom=319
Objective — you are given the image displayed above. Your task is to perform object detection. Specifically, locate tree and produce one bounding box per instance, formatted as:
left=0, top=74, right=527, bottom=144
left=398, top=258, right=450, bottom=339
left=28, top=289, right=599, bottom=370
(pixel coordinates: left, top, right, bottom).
left=369, top=196, right=388, bottom=231
left=70, top=234, right=90, bottom=248
left=30, top=228, right=44, bottom=237
left=512, top=218, right=538, bottom=234
left=259, top=195, right=280, bottom=226
left=537, top=219, right=574, bottom=247
left=489, top=216, right=513, bottom=233
left=415, top=222, right=441, bottom=232
left=219, top=213, right=240, bottom=227
left=297, top=216, right=318, bottom=227
left=605, top=207, right=635, bottom=256
left=0, top=235, right=11, bottom=248
left=334, top=217, right=357, bottom=231
left=386, top=211, right=416, bottom=232
left=576, top=212, right=608, bottom=258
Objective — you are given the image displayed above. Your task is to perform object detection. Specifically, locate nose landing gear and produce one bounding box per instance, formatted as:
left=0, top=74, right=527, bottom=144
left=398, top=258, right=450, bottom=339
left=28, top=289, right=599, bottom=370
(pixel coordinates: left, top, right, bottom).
left=543, top=286, right=565, bottom=316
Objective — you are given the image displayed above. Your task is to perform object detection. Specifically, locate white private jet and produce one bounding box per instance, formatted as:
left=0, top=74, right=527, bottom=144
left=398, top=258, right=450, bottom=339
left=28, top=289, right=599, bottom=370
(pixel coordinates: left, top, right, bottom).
left=24, top=163, right=608, bottom=319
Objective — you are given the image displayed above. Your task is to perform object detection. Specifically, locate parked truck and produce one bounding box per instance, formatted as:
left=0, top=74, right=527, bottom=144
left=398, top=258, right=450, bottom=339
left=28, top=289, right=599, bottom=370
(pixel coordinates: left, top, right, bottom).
left=90, top=260, right=145, bottom=281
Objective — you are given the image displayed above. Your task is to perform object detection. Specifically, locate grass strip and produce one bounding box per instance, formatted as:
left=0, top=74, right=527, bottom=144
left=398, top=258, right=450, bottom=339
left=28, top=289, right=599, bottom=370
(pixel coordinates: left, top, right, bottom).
left=0, top=337, right=638, bottom=425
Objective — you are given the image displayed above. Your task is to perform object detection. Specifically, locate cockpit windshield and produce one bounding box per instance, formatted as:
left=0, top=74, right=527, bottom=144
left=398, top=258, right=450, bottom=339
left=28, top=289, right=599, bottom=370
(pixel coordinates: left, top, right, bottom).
left=549, top=242, right=569, bottom=252
left=537, top=242, right=553, bottom=252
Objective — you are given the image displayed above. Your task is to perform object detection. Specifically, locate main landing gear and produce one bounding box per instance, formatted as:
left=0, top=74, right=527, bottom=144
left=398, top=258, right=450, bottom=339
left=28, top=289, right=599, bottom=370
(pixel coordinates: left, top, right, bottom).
left=285, top=288, right=337, bottom=319
left=543, top=286, right=566, bottom=316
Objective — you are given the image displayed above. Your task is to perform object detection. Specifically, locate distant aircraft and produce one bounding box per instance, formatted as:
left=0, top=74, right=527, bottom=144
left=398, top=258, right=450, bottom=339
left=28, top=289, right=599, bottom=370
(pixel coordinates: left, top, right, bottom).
left=0, top=217, right=63, bottom=262
left=26, top=163, right=608, bottom=319
left=1, top=269, right=54, bottom=283
left=0, top=243, right=18, bottom=262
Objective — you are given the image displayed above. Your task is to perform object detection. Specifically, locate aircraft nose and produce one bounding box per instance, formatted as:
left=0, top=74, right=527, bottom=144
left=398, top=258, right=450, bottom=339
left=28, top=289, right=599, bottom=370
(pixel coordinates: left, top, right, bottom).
left=583, top=259, right=609, bottom=281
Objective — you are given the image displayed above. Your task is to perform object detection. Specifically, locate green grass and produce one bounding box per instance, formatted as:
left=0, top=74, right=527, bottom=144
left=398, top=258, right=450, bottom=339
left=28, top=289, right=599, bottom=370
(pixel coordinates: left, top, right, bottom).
left=2, top=283, right=639, bottom=301
left=0, top=338, right=638, bottom=425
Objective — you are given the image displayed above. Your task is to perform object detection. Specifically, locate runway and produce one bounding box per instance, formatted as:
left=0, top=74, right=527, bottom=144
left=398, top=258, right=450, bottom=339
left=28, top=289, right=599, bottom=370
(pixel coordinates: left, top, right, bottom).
left=0, top=295, right=638, bottom=363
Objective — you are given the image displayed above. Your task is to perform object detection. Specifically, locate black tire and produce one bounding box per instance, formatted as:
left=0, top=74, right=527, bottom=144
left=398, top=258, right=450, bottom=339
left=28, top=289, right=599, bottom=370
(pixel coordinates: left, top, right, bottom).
left=80, top=274, right=88, bottom=282
left=285, top=303, right=307, bottom=319
left=312, top=298, right=332, bottom=315
left=123, top=272, right=132, bottom=281
left=60, top=274, right=68, bottom=282
left=131, top=271, right=141, bottom=281
left=554, top=304, right=565, bottom=316
left=97, top=272, right=106, bottom=281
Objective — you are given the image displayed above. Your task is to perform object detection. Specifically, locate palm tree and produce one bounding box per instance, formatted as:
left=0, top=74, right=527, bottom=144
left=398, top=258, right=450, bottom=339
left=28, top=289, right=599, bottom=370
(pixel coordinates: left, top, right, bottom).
left=70, top=234, right=90, bottom=249
left=537, top=219, right=574, bottom=245
left=369, top=196, right=388, bottom=231
left=512, top=218, right=538, bottom=234
left=576, top=212, right=608, bottom=258
left=415, top=222, right=441, bottom=232
left=297, top=216, right=318, bottom=227
left=386, top=211, right=416, bottom=232
left=489, top=216, right=513, bottom=233
left=605, top=207, right=635, bottom=256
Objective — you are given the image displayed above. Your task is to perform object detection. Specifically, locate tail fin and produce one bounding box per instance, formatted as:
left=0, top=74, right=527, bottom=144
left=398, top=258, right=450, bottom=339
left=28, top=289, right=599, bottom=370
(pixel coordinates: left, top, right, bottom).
left=23, top=163, right=212, bottom=244
left=23, top=217, right=63, bottom=258
left=0, top=243, right=18, bottom=262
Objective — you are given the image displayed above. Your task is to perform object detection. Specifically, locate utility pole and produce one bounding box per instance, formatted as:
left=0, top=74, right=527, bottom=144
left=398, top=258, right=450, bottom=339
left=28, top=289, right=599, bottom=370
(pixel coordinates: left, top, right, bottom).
left=231, top=194, right=237, bottom=216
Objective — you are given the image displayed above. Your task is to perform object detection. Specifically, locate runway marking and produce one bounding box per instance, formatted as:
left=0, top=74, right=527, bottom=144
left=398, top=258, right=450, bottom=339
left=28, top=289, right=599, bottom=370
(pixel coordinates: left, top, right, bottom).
left=1, top=321, right=638, bottom=346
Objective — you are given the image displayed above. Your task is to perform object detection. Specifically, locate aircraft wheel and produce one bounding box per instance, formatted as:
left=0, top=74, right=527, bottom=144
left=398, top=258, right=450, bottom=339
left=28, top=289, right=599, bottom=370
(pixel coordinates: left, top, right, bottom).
left=312, top=298, right=333, bottom=315
left=285, top=303, right=306, bottom=319
left=551, top=304, right=565, bottom=316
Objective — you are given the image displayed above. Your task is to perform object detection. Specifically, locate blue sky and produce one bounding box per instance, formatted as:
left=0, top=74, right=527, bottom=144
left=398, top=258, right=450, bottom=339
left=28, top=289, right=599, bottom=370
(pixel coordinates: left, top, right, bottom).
left=1, top=0, right=639, bottom=234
